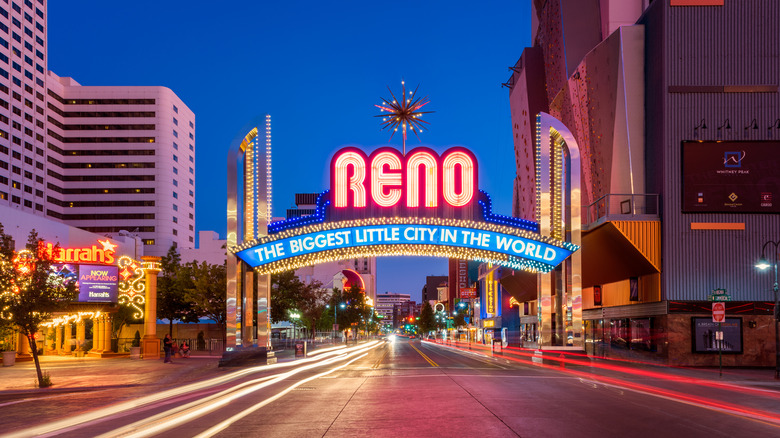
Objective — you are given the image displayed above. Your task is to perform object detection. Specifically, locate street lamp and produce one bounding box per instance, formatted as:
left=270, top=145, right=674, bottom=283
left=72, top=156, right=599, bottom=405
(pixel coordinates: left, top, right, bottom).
left=327, top=303, right=346, bottom=341
left=289, top=311, right=301, bottom=341
left=756, top=239, right=780, bottom=380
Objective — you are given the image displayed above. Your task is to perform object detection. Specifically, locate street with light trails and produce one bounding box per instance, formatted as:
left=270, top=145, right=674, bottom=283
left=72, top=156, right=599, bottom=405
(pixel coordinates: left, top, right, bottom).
left=2, top=339, right=780, bottom=437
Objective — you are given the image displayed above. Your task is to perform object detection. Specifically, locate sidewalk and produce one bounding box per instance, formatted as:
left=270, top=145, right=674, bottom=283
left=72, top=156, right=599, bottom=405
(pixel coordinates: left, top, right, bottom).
left=0, top=344, right=313, bottom=397
left=0, top=354, right=222, bottom=395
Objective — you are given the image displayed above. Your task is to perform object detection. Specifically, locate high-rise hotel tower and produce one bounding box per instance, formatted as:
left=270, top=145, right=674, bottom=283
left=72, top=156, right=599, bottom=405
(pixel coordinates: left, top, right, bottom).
left=0, top=1, right=195, bottom=256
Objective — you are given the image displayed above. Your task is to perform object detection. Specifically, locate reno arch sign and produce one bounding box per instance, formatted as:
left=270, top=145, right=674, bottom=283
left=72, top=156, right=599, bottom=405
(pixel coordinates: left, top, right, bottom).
left=331, top=146, right=477, bottom=214
left=232, top=145, right=579, bottom=275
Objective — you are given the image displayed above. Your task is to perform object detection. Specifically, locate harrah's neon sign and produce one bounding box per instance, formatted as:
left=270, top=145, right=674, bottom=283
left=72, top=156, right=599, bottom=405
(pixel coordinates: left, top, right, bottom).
left=330, top=146, right=477, bottom=217
left=40, top=239, right=117, bottom=265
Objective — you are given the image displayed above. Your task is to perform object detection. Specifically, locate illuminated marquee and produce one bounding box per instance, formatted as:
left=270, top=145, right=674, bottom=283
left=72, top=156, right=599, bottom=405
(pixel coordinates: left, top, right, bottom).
left=232, top=146, right=579, bottom=275
left=235, top=218, right=576, bottom=275
left=331, top=147, right=478, bottom=218
left=40, top=239, right=117, bottom=265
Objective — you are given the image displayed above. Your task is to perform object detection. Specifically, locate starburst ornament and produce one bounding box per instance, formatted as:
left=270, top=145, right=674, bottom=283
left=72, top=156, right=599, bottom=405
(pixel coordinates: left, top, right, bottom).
left=375, top=80, right=434, bottom=154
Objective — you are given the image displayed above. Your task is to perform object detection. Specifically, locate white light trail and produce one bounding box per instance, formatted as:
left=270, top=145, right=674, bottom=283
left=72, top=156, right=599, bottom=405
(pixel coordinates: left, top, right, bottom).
left=103, top=342, right=381, bottom=438
left=8, top=341, right=382, bottom=438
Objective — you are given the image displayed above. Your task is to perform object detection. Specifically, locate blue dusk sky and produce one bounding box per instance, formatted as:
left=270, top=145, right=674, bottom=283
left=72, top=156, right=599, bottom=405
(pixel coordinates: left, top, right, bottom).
left=47, top=1, right=533, bottom=301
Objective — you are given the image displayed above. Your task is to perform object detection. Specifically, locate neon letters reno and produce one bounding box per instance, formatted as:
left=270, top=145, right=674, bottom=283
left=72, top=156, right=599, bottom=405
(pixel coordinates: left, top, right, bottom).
left=331, top=147, right=477, bottom=210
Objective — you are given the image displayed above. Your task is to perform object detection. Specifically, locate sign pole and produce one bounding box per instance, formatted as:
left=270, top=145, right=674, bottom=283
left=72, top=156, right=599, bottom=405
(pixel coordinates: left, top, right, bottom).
left=718, top=321, right=722, bottom=378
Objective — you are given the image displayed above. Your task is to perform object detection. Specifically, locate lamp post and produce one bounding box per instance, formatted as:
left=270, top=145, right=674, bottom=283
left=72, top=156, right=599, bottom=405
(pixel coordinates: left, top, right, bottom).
left=756, top=240, right=780, bottom=380
left=289, top=311, right=301, bottom=343
left=327, top=303, right=346, bottom=342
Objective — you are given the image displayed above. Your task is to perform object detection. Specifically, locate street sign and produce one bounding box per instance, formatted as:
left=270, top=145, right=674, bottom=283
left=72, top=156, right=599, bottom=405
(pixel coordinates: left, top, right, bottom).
left=712, top=302, right=726, bottom=323
left=708, top=288, right=731, bottom=302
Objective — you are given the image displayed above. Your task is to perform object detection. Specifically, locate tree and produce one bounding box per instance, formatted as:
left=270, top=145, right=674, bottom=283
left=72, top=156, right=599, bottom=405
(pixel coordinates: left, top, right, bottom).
left=453, top=310, right=466, bottom=328
left=157, top=245, right=198, bottom=334
left=270, top=270, right=307, bottom=324
left=181, top=261, right=227, bottom=344
left=418, top=301, right=435, bottom=335
left=112, top=302, right=142, bottom=341
left=0, top=228, right=76, bottom=387
left=341, top=284, right=371, bottom=337
left=298, top=279, right=327, bottom=338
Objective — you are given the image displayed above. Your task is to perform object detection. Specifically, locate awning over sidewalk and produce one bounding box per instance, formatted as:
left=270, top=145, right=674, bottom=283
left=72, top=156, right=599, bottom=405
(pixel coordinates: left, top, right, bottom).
left=582, top=220, right=660, bottom=288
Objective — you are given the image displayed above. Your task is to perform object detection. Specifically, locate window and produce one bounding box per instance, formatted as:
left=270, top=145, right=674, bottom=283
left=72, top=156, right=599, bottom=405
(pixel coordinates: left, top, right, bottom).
left=189, top=132, right=193, bottom=140
left=189, top=213, right=193, bottom=220
left=189, top=144, right=193, bottom=151
left=173, top=142, right=178, bottom=150
left=173, top=191, right=178, bottom=199
left=173, top=155, right=178, bottom=162
left=173, top=179, right=178, bottom=186
left=189, top=167, right=193, bottom=174
left=189, top=236, right=194, bottom=243
left=172, top=216, right=178, bottom=223
left=172, top=229, right=178, bottom=235
left=189, top=201, right=194, bottom=208
left=173, top=167, right=178, bottom=174
left=189, top=155, right=193, bottom=162
left=173, top=117, right=178, bottom=126
left=188, top=190, right=193, bottom=197
left=173, top=204, right=178, bottom=211
left=143, top=239, right=155, bottom=246
left=173, top=105, right=178, bottom=113
left=189, top=121, right=194, bottom=129
left=188, top=178, right=193, bottom=185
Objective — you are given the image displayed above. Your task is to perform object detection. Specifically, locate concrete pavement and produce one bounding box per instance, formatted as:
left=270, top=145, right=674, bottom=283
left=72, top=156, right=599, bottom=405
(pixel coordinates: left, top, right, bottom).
left=0, top=347, right=303, bottom=396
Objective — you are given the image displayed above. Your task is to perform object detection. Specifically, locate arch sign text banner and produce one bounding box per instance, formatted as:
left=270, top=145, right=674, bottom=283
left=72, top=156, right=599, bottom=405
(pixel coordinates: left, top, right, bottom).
left=232, top=146, right=578, bottom=274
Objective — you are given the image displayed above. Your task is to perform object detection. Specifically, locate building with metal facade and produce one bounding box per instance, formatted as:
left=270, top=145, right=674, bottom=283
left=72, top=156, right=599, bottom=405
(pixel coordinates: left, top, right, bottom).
left=505, top=0, right=779, bottom=366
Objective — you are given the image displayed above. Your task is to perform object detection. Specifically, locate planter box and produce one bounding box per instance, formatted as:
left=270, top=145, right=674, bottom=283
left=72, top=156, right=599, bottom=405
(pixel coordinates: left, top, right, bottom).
left=129, top=346, right=141, bottom=360
left=2, top=351, right=16, bottom=367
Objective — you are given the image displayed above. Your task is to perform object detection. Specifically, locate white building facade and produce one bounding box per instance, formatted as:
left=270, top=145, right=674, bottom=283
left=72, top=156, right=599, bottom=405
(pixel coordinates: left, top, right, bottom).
left=0, top=1, right=195, bottom=257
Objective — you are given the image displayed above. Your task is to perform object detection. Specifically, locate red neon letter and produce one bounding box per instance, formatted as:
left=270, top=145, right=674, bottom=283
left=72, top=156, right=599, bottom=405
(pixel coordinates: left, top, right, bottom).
left=334, top=152, right=366, bottom=207
left=442, top=151, right=474, bottom=206
left=406, top=151, right=438, bottom=208
left=371, top=151, right=402, bottom=207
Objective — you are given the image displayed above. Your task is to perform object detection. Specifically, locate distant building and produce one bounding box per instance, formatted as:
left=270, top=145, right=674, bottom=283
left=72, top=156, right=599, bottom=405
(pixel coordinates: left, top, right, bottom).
left=421, top=275, right=447, bottom=303
left=393, top=301, right=421, bottom=329
left=179, top=231, right=226, bottom=266
left=375, top=292, right=410, bottom=330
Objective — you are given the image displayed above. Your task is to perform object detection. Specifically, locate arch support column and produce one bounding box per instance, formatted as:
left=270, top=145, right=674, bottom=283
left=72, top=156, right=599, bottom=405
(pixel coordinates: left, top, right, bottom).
left=142, top=257, right=162, bottom=359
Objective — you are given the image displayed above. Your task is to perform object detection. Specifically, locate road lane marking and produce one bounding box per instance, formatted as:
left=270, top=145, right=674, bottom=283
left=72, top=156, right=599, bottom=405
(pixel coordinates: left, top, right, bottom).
left=372, top=348, right=389, bottom=369
left=410, top=343, right=439, bottom=367
left=194, top=352, right=373, bottom=438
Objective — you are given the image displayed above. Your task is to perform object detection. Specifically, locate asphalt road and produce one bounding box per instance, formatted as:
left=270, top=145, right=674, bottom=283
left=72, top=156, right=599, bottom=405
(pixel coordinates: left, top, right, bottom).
left=3, top=338, right=780, bottom=437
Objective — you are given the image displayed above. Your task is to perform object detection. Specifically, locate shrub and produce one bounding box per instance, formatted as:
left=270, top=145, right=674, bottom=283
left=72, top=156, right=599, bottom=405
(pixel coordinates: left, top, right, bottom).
left=132, top=330, right=141, bottom=348
left=38, top=371, right=52, bottom=388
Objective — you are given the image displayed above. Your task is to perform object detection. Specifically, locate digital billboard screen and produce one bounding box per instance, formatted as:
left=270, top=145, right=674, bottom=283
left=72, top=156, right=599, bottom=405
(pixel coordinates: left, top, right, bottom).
left=682, top=141, right=780, bottom=213
left=52, top=264, right=119, bottom=303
